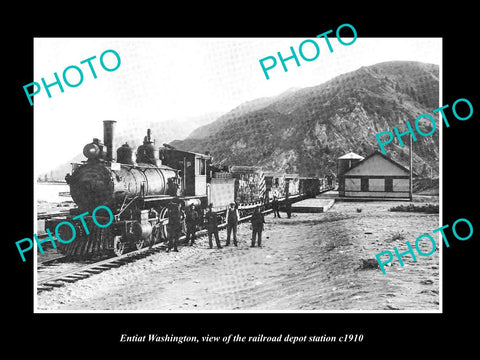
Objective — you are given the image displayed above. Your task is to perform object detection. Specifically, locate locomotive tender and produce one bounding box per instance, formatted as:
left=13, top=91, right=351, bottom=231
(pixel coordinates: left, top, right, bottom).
left=47, top=120, right=329, bottom=258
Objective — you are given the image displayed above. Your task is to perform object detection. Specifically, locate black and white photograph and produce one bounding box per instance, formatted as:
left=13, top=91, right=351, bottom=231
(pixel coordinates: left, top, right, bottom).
left=33, top=37, right=442, bottom=312
left=7, top=8, right=479, bottom=353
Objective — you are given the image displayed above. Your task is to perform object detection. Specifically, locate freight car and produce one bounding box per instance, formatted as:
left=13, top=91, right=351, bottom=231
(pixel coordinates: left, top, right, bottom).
left=264, top=172, right=301, bottom=201
left=297, top=176, right=335, bottom=197
left=299, top=177, right=321, bottom=198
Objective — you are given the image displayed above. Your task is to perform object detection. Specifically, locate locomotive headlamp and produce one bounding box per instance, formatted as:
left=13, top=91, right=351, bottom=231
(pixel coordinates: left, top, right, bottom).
left=83, top=142, right=100, bottom=159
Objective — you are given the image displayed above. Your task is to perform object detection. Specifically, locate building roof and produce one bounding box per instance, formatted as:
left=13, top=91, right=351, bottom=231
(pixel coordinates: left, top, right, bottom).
left=229, top=165, right=263, bottom=173
left=163, top=147, right=212, bottom=160
left=343, top=150, right=412, bottom=176
left=338, top=152, right=365, bottom=160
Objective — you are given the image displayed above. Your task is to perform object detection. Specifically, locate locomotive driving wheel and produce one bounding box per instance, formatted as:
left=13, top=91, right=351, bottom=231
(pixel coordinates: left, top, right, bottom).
left=113, top=235, right=126, bottom=256
left=159, top=207, right=169, bottom=241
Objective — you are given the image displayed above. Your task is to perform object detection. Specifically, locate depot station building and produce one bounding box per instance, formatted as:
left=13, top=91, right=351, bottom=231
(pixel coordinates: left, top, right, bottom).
left=337, top=151, right=412, bottom=199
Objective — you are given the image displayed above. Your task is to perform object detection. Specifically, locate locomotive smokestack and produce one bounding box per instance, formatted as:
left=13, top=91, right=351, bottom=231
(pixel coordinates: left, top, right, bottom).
left=103, top=120, right=117, bottom=161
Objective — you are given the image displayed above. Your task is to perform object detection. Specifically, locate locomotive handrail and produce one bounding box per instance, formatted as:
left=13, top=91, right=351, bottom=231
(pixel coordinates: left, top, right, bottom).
left=116, top=195, right=139, bottom=218
left=118, top=194, right=129, bottom=214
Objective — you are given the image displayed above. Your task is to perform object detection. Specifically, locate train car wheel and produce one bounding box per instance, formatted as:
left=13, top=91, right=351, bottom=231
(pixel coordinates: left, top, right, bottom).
left=113, top=235, right=126, bottom=256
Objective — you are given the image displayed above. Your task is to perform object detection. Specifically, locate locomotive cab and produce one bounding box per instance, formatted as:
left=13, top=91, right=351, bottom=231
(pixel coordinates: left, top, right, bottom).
left=160, top=148, right=211, bottom=197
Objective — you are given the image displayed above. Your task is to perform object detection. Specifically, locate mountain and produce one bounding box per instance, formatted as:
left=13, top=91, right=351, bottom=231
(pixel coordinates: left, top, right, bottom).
left=44, top=61, right=440, bottom=181
left=170, top=61, right=439, bottom=178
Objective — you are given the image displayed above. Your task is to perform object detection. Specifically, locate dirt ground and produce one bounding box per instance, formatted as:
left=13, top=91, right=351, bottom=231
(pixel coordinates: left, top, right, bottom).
left=36, top=199, right=440, bottom=312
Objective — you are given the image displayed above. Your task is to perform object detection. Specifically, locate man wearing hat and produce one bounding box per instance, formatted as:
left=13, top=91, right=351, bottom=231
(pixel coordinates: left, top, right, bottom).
left=272, top=196, right=281, bottom=218
left=185, top=204, right=199, bottom=246
left=226, top=202, right=240, bottom=246
left=205, top=203, right=222, bottom=249
left=166, top=202, right=183, bottom=252
left=251, top=207, right=265, bottom=247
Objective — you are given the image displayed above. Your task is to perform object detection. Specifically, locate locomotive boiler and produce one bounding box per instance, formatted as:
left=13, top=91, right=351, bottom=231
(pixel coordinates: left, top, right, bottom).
left=68, top=126, right=180, bottom=213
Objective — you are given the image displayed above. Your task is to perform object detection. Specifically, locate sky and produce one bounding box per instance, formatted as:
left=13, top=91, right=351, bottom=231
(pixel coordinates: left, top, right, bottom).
left=33, top=37, right=442, bottom=175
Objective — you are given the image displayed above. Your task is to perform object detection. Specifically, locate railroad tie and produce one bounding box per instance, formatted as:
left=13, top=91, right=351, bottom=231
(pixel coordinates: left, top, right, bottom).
left=42, top=282, right=64, bottom=287
left=82, top=269, right=104, bottom=274
left=61, top=274, right=90, bottom=282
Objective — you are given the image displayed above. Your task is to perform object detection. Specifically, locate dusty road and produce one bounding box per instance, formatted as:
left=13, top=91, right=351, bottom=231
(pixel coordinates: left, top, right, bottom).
left=37, top=200, right=440, bottom=311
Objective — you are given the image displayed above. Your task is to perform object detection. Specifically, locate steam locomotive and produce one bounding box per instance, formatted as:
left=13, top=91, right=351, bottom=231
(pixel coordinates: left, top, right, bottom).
left=46, top=120, right=330, bottom=258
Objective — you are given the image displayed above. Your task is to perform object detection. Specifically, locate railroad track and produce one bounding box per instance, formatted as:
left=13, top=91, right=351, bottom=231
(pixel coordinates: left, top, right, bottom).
left=37, top=209, right=273, bottom=293
left=37, top=244, right=166, bottom=292
left=37, top=209, right=74, bottom=220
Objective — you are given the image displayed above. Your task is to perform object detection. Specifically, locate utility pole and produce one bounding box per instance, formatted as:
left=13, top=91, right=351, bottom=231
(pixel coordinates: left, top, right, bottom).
left=409, top=133, right=413, bottom=202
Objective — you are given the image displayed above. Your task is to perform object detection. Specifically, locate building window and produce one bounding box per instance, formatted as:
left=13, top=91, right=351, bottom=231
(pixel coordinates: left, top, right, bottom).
left=361, top=178, right=369, bottom=192
left=197, top=158, right=205, bottom=175
left=345, top=178, right=361, bottom=191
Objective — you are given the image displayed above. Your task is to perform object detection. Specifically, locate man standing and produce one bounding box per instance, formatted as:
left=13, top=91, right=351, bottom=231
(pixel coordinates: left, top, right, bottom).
left=166, top=177, right=179, bottom=196
left=251, top=207, right=265, bottom=248
left=167, top=202, right=183, bottom=252
left=185, top=204, right=199, bottom=246
left=205, top=203, right=222, bottom=249
left=272, top=196, right=281, bottom=218
left=285, top=199, right=292, bottom=219
left=226, top=202, right=239, bottom=246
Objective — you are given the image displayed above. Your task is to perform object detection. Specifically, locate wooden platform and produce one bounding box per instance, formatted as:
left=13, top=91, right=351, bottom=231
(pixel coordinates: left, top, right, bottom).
left=291, top=198, right=335, bottom=213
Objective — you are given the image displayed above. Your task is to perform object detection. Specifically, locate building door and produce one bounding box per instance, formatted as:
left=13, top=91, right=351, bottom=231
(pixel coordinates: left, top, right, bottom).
left=385, top=177, right=393, bottom=192
left=361, top=178, right=369, bottom=192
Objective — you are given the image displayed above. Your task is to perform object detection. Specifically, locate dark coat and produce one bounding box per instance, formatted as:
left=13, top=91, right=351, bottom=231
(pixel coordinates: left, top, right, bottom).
left=285, top=201, right=292, bottom=216
left=272, top=198, right=279, bottom=210
left=251, top=210, right=265, bottom=230
left=226, top=207, right=240, bottom=225
left=167, top=205, right=183, bottom=231
left=205, top=209, right=219, bottom=231
left=185, top=207, right=199, bottom=225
